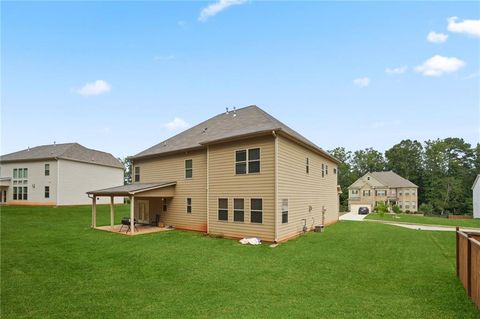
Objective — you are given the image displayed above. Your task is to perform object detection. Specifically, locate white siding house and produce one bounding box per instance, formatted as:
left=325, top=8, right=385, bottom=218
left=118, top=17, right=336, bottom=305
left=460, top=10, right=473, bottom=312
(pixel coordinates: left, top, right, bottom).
left=473, top=175, right=480, bottom=219
left=0, top=143, right=124, bottom=206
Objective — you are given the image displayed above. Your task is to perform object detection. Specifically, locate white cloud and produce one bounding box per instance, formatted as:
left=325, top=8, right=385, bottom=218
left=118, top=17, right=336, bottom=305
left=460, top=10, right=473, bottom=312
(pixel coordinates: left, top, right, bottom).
left=164, top=117, right=190, bottom=131
left=447, top=16, right=480, bottom=38
left=198, top=0, right=247, bottom=22
left=464, top=71, right=480, bottom=80
left=427, top=31, right=448, bottom=43
left=385, top=66, right=408, bottom=74
left=353, top=77, right=370, bottom=88
left=76, top=80, right=111, bottom=96
left=415, top=55, right=465, bottom=77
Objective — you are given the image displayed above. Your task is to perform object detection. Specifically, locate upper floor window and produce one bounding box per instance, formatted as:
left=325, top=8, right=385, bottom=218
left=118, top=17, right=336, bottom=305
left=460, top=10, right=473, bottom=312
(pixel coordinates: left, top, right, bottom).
left=363, top=190, right=371, bottom=197
left=218, top=198, right=228, bottom=221
left=351, top=189, right=359, bottom=196
left=185, top=159, right=193, bottom=179
left=234, top=198, right=244, bottom=222
left=14, top=168, right=28, bottom=179
left=376, top=190, right=386, bottom=196
left=45, top=164, right=50, bottom=176
left=305, top=158, right=310, bottom=174
left=250, top=198, right=263, bottom=223
left=321, top=164, right=325, bottom=178
left=134, top=167, right=140, bottom=182
left=334, top=168, right=337, bottom=174
left=235, top=148, right=260, bottom=174
left=186, top=198, right=192, bottom=214
left=282, top=199, right=288, bottom=224
left=325, top=165, right=328, bottom=175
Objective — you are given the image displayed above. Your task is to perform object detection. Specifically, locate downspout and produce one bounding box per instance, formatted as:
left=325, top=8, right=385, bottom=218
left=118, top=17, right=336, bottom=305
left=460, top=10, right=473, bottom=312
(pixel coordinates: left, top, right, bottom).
left=206, top=145, right=210, bottom=234
left=273, top=130, right=278, bottom=243
left=56, top=158, right=60, bottom=206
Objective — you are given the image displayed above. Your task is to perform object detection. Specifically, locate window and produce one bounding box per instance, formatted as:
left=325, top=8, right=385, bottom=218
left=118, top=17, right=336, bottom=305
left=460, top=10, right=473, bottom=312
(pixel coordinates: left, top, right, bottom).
left=412, top=203, right=416, bottom=209
left=399, top=191, right=403, bottom=196
left=162, top=199, right=167, bottom=212
left=282, top=199, right=288, bottom=224
left=185, top=159, right=193, bottom=179
left=250, top=198, right=263, bottom=223
left=18, top=187, right=23, bottom=200
left=412, top=190, right=416, bottom=196
left=45, top=164, right=50, bottom=176
left=235, top=148, right=260, bottom=174
left=322, top=164, right=325, bottom=178
left=363, top=190, right=371, bottom=196
left=334, top=168, right=337, bottom=174
left=186, top=198, right=192, bottom=213
left=18, top=168, right=23, bottom=179
left=376, top=190, right=386, bottom=196
left=305, top=158, right=310, bottom=174
left=23, top=168, right=28, bottom=178
left=218, top=198, right=228, bottom=221
left=134, top=167, right=140, bottom=182
left=325, top=165, right=328, bottom=175
left=405, top=202, right=410, bottom=209
left=234, top=198, right=244, bottom=222
left=13, top=187, right=17, bottom=200
left=45, top=186, right=50, bottom=198
left=351, top=189, right=359, bottom=196
left=13, top=169, right=18, bottom=179
left=23, top=187, right=28, bottom=200
left=248, top=148, right=260, bottom=173
left=405, top=191, right=410, bottom=196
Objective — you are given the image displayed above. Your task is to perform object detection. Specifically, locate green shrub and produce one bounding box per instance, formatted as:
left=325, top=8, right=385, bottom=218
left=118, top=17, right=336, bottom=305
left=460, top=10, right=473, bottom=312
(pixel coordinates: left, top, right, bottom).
left=392, top=204, right=401, bottom=214
left=375, top=202, right=389, bottom=217
left=419, top=203, right=433, bottom=215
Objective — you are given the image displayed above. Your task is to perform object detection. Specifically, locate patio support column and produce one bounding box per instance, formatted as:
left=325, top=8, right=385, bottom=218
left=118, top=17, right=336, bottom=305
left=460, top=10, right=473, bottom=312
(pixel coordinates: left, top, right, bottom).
left=110, top=196, right=115, bottom=230
left=92, top=196, right=97, bottom=228
left=130, top=195, right=135, bottom=235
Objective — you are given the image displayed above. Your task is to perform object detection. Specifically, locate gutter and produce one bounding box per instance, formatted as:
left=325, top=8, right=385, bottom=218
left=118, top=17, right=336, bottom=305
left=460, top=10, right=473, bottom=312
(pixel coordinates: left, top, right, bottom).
left=273, top=130, right=278, bottom=243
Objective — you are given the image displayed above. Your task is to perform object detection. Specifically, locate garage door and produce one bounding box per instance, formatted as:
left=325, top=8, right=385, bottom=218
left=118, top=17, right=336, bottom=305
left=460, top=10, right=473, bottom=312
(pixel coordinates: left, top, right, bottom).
left=350, top=204, right=371, bottom=214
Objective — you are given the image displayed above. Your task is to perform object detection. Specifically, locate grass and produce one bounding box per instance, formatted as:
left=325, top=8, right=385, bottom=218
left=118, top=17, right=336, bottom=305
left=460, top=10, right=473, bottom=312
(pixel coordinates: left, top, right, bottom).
left=1, top=205, right=479, bottom=318
left=366, top=213, right=480, bottom=228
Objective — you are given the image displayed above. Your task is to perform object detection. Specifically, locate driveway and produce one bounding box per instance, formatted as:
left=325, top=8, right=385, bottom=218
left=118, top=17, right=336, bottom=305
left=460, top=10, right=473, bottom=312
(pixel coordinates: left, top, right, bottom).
left=339, top=212, right=368, bottom=221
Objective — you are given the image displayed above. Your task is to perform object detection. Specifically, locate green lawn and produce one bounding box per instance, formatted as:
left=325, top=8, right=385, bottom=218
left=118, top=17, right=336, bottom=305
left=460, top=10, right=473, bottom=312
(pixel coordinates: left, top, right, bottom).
left=366, top=213, right=480, bottom=228
left=1, top=206, right=478, bottom=318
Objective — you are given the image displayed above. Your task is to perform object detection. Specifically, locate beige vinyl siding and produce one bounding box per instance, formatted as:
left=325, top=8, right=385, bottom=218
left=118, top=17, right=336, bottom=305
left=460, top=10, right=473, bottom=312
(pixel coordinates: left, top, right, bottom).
left=208, top=135, right=275, bottom=241
left=134, top=149, right=207, bottom=232
left=277, top=135, right=338, bottom=241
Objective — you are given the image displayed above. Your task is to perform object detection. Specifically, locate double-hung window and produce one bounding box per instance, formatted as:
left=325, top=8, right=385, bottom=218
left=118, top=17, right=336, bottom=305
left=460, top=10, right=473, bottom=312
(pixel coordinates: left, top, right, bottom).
left=234, top=198, right=244, bottom=222
left=235, top=148, right=260, bottom=174
left=250, top=198, right=263, bottom=223
left=218, top=198, right=228, bottom=221
left=321, top=164, right=325, bottom=178
left=134, top=167, right=140, bottom=182
left=45, top=164, right=50, bottom=176
left=305, top=158, right=310, bottom=174
left=45, top=186, right=50, bottom=198
left=185, top=159, right=193, bottom=179
left=282, top=199, right=288, bottom=224
left=363, top=190, right=371, bottom=196
left=186, top=198, right=192, bottom=213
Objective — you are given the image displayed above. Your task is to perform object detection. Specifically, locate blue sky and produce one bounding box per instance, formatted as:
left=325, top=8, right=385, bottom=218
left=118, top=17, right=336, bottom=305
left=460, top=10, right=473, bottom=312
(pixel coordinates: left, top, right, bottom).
left=2, top=1, right=479, bottom=158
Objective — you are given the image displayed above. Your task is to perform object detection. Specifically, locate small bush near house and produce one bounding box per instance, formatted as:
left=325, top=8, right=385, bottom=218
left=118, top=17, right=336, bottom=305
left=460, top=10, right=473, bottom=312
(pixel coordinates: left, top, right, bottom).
left=392, top=204, right=401, bottom=214
left=405, top=210, right=412, bottom=214
left=419, top=203, right=433, bottom=215
left=375, top=202, right=389, bottom=216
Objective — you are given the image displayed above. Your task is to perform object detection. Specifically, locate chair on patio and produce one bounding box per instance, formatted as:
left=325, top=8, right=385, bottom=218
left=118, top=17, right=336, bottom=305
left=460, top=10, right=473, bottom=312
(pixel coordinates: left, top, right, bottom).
left=119, top=217, right=138, bottom=233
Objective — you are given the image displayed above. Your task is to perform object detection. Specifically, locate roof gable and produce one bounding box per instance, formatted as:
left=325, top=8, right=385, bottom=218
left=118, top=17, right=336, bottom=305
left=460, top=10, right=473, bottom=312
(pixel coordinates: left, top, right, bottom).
left=0, top=143, right=123, bottom=169
left=130, top=105, right=339, bottom=163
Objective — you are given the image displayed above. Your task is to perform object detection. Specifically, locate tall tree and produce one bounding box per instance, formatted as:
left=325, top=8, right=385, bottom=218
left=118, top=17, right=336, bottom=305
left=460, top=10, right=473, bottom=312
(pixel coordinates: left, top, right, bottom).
left=329, top=147, right=355, bottom=210
left=118, top=157, right=132, bottom=185
left=385, top=139, right=424, bottom=202
left=351, top=148, right=386, bottom=176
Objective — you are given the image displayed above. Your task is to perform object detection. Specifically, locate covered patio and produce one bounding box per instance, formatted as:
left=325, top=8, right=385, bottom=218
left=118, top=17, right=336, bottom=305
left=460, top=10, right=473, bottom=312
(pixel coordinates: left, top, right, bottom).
left=87, top=181, right=176, bottom=235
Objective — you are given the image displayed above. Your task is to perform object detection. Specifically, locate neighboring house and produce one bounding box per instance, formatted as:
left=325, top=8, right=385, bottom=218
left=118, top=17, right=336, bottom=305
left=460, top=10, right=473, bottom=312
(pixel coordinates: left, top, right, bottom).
left=348, top=171, right=418, bottom=213
left=0, top=143, right=124, bottom=206
left=473, top=175, right=480, bottom=219
left=88, top=105, right=341, bottom=242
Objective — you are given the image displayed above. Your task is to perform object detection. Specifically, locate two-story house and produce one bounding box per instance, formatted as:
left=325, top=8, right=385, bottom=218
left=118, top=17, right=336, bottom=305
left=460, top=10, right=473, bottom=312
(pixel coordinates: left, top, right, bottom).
left=88, top=105, right=341, bottom=242
left=347, top=171, right=418, bottom=213
left=0, top=143, right=124, bottom=206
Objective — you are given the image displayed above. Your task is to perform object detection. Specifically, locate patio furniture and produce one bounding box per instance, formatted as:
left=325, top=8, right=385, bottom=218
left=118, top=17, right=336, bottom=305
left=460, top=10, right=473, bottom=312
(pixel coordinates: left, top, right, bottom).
left=119, top=217, right=138, bottom=233
left=151, top=214, right=160, bottom=227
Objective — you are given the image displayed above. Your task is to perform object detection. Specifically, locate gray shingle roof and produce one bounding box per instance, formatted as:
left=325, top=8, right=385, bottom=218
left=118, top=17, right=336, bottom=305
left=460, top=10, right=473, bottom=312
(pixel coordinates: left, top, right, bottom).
left=87, top=181, right=176, bottom=195
left=370, top=171, right=418, bottom=188
left=131, top=105, right=339, bottom=163
left=0, top=143, right=123, bottom=169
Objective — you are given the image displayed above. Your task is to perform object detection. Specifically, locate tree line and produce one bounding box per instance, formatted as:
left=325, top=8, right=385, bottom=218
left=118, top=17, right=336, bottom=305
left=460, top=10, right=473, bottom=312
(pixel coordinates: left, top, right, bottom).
left=329, top=138, right=480, bottom=215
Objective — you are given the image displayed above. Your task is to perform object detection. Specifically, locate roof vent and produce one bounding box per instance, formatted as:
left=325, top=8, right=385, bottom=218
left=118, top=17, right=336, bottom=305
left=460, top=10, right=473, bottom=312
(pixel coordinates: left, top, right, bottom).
left=53, top=141, right=56, bottom=146
left=202, top=127, right=208, bottom=134
left=225, top=107, right=229, bottom=114
left=27, top=147, right=30, bottom=151
left=163, top=142, right=167, bottom=147
left=232, top=107, right=237, bottom=117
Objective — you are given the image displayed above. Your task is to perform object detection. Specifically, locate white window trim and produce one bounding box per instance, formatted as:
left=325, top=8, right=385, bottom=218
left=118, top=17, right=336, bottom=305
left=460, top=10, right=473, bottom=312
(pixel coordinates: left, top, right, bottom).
left=234, top=147, right=261, bottom=175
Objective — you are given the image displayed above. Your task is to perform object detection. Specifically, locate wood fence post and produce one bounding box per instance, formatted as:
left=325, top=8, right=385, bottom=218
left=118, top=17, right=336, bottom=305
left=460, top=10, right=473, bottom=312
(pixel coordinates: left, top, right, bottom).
left=456, top=226, right=459, bottom=277
left=467, top=235, right=472, bottom=297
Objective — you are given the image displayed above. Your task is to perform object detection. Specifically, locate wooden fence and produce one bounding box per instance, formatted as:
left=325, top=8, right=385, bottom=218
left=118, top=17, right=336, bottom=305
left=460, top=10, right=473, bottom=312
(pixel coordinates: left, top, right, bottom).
left=456, top=227, right=480, bottom=308
left=449, top=215, right=473, bottom=220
